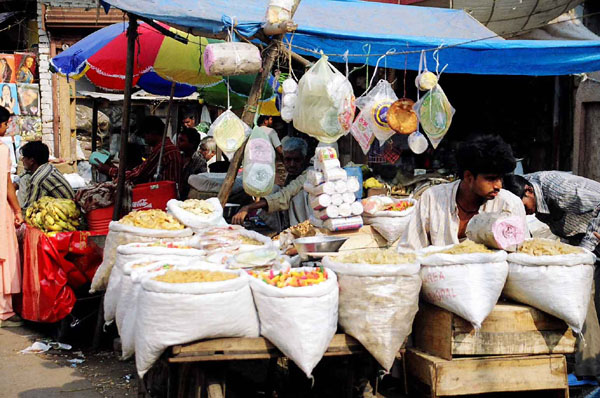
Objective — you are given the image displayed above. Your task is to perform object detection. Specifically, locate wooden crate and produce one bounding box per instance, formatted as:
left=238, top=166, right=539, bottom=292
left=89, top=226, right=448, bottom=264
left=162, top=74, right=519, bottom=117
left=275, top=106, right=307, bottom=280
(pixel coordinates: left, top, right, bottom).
left=169, top=333, right=364, bottom=363
left=405, top=348, right=569, bottom=398
left=412, top=302, right=576, bottom=360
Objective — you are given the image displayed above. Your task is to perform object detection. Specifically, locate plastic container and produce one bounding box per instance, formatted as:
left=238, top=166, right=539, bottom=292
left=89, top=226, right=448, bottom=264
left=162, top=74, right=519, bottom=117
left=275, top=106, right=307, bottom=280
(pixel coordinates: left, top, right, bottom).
left=86, top=205, right=114, bottom=233
left=131, top=181, right=177, bottom=211
left=344, top=167, right=363, bottom=200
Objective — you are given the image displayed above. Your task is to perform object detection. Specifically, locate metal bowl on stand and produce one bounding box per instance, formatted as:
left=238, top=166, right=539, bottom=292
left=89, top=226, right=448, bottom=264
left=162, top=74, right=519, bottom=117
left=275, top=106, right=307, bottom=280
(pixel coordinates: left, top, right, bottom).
left=293, top=236, right=348, bottom=261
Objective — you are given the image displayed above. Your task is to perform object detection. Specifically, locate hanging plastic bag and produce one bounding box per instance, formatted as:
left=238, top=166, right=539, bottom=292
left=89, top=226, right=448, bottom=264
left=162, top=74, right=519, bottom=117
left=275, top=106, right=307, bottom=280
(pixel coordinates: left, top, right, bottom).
left=408, top=130, right=428, bottom=154
left=281, top=77, right=298, bottom=123
left=243, top=126, right=276, bottom=197
left=414, top=84, right=454, bottom=149
left=293, top=55, right=355, bottom=143
left=350, top=110, right=375, bottom=155
left=265, top=0, right=295, bottom=24
left=209, top=110, right=251, bottom=154
left=355, top=79, right=398, bottom=146
left=203, top=42, right=262, bottom=76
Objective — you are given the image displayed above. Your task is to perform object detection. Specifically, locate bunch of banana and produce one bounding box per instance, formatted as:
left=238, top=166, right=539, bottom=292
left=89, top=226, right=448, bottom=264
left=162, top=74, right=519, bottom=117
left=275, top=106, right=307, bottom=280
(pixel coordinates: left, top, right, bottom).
left=25, top=196, right=81, bottom=233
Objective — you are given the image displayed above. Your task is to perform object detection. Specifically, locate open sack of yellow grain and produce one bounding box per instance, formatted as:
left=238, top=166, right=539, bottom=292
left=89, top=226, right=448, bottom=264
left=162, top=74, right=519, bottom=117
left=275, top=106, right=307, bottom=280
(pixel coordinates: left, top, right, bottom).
left=166, top=198, right=226, bottom=231
left=504, top=239, right=596, bottom=334
left=418, top=240, right=508, bottom=329
left=90, top=210, right=192, bottom=293
left=117, top=258, right=220, bottom=360
left=323, top=249, right=421, bottom=371
left=103, top=239, right=207, bottom=327
left=134, top=267, right=259, bottom=377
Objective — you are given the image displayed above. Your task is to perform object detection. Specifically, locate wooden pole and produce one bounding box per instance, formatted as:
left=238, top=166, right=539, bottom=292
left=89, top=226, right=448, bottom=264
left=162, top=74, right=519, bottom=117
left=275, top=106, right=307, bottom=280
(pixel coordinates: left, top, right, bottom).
left=217, top=0, right=302, bottom=207
left=112, top=15, right=137, bottom=221
left=154, top=81, right=177, bottom=182
left=91, top=98, right=98, bottom=153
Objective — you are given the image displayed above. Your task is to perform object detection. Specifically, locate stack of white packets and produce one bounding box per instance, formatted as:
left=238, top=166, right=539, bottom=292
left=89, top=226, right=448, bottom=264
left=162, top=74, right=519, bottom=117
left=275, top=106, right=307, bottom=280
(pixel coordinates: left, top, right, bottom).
left=305, top=147, right=363, bottom=232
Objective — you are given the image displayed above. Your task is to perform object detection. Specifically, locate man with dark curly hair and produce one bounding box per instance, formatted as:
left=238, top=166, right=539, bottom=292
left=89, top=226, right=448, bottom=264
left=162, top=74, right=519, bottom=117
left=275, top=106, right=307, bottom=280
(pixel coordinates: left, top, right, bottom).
left=400, top=135, right=526, bottom=250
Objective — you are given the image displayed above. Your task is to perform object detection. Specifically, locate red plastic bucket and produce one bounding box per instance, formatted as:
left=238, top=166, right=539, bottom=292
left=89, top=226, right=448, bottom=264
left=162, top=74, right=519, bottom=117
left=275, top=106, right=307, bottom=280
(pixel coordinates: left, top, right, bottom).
left=132, top=181, right=177, bottom=211
left=86, top=205, right=114, bottom=233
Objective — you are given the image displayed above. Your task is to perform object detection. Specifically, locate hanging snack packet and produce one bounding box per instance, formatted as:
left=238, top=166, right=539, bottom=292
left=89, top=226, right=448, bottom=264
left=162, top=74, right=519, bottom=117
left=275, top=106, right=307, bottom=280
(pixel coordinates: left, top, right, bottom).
left=209, top=110, right=251, bottom=154
left=355, top=80, right=398, bottom=146
left=414, top=84, right=454, bottom=149
left=243, top=126, right=276, bottom=197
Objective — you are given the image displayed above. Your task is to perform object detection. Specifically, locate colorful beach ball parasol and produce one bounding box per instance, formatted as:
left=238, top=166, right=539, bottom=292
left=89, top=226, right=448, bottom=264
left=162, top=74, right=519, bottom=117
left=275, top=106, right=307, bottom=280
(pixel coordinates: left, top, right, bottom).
left=50, top=21, right=276, bottom=109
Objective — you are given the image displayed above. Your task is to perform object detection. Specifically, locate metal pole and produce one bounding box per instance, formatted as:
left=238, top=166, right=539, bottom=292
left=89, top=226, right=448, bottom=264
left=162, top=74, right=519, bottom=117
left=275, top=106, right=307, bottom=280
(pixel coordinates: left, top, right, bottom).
left=112, top=15, right=138, bottom=221
left=154, top=81, right=177, bottom=182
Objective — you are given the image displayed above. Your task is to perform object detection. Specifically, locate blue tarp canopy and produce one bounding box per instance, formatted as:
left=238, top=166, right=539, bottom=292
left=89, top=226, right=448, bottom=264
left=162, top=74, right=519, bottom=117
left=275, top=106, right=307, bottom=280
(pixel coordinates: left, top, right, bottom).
left=101, top=0, right=600, bottom=76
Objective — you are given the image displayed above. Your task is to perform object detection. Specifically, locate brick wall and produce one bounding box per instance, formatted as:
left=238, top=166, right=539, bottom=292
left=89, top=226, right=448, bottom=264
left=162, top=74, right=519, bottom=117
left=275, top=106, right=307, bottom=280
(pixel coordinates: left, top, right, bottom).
left=37, top=0, right=98, bottom=155
left=37, top=1, right=53, bottom=154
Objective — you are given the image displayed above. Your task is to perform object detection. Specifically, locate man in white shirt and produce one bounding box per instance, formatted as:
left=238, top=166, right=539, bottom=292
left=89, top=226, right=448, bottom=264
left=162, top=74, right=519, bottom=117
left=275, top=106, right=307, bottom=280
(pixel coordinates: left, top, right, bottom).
left=258, top=115, right=283, bottom=157
left=400, top=135, right=526, bottom=250
left=199, top=136, right=218, bottom=171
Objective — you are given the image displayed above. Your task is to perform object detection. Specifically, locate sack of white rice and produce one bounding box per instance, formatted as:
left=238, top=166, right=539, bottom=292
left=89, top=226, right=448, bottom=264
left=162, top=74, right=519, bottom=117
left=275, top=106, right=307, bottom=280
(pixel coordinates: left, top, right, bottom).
left=419, top=240, right=508, bottom=329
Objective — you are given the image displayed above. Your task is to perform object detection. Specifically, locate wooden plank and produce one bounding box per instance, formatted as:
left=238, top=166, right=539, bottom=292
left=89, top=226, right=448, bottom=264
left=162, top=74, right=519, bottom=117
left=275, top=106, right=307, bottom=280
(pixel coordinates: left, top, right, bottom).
left=452, top=302, right=568, bottom=333
left=405, top=349, right=435, bottom=397
left=452, top=329, right=576, bottom=357
left=413, top=302, right=575, bottom=359
left=170, top=334, right=363, bottom=362
left=412, top=303, right=454, bottom=360
left=406, top=349, right=568, bottom=397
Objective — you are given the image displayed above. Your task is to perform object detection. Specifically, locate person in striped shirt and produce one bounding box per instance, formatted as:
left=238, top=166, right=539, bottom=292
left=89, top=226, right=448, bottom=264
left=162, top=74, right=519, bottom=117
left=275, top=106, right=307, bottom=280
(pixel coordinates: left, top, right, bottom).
left=20, top=141, right=74, bottom=209
left=505, top=171, right=600, bottom=382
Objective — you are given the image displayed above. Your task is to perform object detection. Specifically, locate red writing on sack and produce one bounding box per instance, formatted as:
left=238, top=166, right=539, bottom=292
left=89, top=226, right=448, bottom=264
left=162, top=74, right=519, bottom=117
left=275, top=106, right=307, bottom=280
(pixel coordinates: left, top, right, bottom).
left=425, top=288, right=457, bottom=303
left=423, top=271, right=445, bottom=284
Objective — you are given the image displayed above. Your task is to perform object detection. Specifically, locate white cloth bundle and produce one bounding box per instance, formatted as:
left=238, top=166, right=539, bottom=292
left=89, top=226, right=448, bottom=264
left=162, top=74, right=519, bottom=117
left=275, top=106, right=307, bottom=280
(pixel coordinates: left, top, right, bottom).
left=309, top=194, right=331, bottom=210
left=466, top=212, right=526, bottom=252
left=203, top=42, right=262, bottom=76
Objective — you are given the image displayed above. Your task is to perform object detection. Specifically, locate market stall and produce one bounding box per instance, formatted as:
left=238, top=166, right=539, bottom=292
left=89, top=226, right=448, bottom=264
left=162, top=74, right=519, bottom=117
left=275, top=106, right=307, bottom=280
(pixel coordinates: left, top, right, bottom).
left=27, top=0, right=600, bottom=396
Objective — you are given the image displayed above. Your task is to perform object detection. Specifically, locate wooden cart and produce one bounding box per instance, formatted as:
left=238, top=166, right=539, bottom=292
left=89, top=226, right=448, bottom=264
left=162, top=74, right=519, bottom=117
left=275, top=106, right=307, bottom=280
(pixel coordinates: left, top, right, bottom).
left=140, top=334, right=386, bottom=398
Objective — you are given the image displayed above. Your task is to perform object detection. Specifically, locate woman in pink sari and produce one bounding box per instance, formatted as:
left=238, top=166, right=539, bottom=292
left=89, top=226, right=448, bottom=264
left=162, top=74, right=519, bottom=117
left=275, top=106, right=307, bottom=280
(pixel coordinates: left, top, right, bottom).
left=0, top=106, right=23, bottom=327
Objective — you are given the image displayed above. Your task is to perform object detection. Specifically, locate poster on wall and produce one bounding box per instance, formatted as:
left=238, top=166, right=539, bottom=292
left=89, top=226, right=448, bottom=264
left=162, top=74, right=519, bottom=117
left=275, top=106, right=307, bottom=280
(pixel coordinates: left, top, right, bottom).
left=14, top=53, right=37, bottom=84
left=18, top=116, right=42, bottom=141
left=5, top=116, right=19, bottom=135
left=17, top=84, right=39, bottom=116
left=0, top=54, right=15, bottom=83
left=0, top=83, right=20, bottom=115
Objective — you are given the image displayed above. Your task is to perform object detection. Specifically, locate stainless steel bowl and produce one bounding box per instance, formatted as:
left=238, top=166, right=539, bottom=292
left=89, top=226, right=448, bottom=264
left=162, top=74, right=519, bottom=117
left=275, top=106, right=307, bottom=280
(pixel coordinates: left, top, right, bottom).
left=293, top=236, right=348, bottom=261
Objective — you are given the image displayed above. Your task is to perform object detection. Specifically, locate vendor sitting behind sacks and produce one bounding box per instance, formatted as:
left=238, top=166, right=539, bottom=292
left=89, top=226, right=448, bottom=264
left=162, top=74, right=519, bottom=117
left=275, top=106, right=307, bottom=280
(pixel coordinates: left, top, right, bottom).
left=20, top=141, right=74, bottom=209
left=400, top=135, right=526, bottom=250
left=232, top=137, right=310, bottom=229
left=95, top=116, right=182, bottom=189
